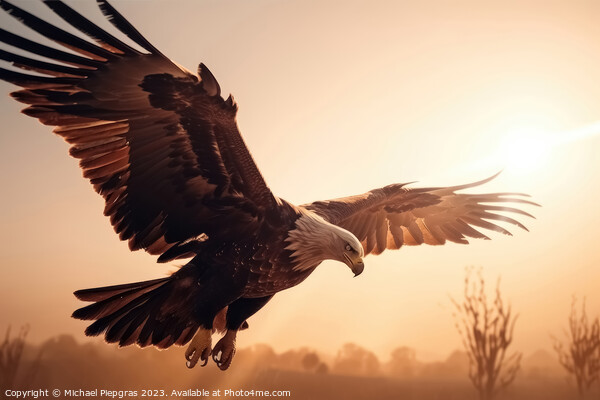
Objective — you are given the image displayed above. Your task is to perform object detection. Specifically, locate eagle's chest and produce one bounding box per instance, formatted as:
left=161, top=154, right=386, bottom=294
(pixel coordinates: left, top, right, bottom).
left=243, top=260, right=317, bottom=298
left=222, top=241, right=317, bottom=298
left=203, top=212, right=317, bottom=297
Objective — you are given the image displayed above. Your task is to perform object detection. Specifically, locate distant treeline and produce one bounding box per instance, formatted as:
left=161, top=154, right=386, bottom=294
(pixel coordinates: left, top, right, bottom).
left=1, top=333, right=579, bottom=400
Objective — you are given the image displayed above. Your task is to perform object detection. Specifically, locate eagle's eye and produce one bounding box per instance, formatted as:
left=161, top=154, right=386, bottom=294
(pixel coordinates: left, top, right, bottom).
left=345, top=244, right=352, bottom=252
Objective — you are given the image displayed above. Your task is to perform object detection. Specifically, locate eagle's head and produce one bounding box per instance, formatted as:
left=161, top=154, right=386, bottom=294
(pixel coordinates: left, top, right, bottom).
left=334, top=228, right=365, bottom=276
left=286, top=210, right=365, bottom=276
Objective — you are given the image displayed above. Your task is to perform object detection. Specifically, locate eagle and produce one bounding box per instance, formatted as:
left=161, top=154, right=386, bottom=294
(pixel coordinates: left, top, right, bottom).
left=0, top=0, right=537, bottom=370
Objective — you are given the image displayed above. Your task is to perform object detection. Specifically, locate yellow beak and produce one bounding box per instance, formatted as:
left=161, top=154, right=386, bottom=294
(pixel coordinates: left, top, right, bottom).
left=344, top=253, right=364, bottom=277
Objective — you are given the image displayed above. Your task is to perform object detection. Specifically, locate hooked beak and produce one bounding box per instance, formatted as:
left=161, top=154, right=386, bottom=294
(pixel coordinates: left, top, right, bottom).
left=343, top=253, right=364, bottom=277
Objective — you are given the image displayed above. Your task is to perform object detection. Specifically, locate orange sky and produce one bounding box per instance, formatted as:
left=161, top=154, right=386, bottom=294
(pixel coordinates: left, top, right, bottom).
left=1, top=0, right=600, bottom=362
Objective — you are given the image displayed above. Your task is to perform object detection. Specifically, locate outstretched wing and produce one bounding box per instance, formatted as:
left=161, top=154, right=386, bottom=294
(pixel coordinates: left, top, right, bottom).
left=0, top=0, right=276, bottom=262
left=304, top=173, right=538, bottom=256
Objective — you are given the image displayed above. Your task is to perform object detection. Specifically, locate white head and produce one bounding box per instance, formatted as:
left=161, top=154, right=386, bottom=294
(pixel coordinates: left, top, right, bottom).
left=285, top=210, right=365, bottom=276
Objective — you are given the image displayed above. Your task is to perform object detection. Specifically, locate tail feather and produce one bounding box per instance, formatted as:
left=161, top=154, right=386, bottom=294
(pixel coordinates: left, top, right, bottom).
left=119, top=315, right=148, bottom=347
left=175, top=326, right=196, bottom=346
left=73, top=276, right=199, bottom=349
left=73, top=279, right=167, bottom=320
left=102, top=291, right=161, bottom=342
left=82, top=285, right=161, bottom=336
left=74, top=277, right=167, bottom=302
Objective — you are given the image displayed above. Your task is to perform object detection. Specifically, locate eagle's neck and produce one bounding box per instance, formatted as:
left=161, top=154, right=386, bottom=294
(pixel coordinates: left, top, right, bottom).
left=285, top=210, right=344, bottom=272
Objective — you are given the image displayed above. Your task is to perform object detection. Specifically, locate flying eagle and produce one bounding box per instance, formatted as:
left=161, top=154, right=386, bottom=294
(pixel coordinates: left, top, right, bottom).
left=0, top=0, right=537, bottom=370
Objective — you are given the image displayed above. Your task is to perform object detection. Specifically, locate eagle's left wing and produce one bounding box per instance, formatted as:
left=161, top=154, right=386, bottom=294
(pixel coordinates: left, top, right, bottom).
left=303, top=173, right=538, bottom=256
left=0, top=0, right=278, bottom=262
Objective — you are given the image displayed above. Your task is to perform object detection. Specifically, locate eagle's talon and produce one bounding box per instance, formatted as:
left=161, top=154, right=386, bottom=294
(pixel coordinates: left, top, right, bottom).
left=185, top=328, right=212, bottom=369
left=211, top=330, right=237, bottom=371
left=199, top=351, right=209, bottom=367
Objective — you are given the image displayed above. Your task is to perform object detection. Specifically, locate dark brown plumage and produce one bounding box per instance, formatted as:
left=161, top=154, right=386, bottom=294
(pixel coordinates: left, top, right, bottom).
left=0, top=0, right=538, bottom=370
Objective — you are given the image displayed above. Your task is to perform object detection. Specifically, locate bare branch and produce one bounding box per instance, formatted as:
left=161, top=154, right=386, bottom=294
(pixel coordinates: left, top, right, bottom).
left=0, top=325, right=28, bottom=395
left=552, top=297, right=600, bottom=399
left=451, top=268, right=521, bottom=400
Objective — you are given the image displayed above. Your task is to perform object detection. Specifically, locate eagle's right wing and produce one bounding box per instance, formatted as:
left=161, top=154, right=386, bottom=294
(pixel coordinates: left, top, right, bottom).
left=0, top=0, right=278, bottom=262
left=304, top=173, right=539, bottom=256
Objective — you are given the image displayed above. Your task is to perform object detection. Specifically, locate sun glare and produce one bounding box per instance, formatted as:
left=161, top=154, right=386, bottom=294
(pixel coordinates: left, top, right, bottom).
left=494, top=120, right=600, bottom=175
left=498, top=128, right=551, bottom=173
left=462, top=117, right=600, bottom=177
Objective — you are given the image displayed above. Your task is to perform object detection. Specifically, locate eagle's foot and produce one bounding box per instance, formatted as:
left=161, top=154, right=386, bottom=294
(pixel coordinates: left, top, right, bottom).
left=212, top=329, right=237, bottom=371
left=185, top=327, right=212, bottom=369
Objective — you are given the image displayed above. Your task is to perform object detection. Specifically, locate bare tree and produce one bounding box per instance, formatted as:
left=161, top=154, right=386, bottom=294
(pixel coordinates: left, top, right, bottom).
left=553, top=297, right=600, bottom=399
left=0, top=326, right=28, bottom=396
left=0, top=326, right=42, bottom=399
left=451, top=268, right=521, bottom=400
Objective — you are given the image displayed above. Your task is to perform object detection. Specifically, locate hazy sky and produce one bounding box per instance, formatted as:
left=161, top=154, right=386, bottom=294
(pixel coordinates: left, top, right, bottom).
left=1, top=0, right=600, bottom=362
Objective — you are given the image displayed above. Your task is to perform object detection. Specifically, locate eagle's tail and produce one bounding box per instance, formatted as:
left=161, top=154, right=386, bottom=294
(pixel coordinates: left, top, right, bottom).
left=72, top=276, right=200, bottom=349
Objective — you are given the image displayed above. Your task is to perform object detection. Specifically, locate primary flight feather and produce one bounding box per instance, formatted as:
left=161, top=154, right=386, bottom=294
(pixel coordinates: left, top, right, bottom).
left=0, top=0, right=537, bottom=370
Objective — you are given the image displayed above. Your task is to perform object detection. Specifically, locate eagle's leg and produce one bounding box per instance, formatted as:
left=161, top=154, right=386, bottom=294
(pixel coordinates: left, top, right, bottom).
left=212, top=295, right=274, bottom=370
left=185, top=327, right=212, bottom=369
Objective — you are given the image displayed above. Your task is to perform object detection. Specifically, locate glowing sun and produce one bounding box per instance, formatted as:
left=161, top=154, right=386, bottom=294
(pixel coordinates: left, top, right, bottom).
left=498, top=128, right=551, bottom=173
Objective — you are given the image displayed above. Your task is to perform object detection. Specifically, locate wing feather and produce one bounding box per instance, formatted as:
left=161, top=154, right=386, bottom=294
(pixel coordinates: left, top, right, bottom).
left=0, top=0, right=116, bottom=61
left=401, top=226, right=419, bottom=246
left=304, top=174, right=538, bottom=257
left=374, top=211, right=388, bottom=254
left=0, top=49, right=88, bottom=77
left=0, top=27, right=102, bottom=68
left=0, top=0, right=275, bottom=261
left=43, top=0, right=141, bottom=56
